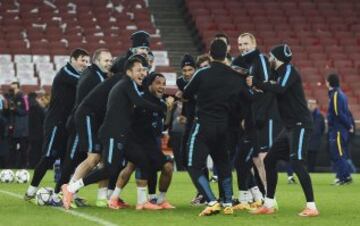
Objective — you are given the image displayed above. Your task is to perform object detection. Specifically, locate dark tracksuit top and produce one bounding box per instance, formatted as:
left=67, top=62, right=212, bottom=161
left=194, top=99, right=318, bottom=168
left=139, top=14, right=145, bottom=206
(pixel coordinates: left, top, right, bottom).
left=98, top=76, right=166, bottom=140
left=328, top=88, right=352, bottom=158
left=242, top=49, right=281, bottom=127
left=177, top=76, right=196, bottom=124
left=75, top=64, right=108, bottom=107
left=328, top=88, right=352, bottom=133
left=183, top=61, right=242, bottom=204
left=242, top=49, right=282, bottom=152
left=65, top=63, right=108, bottom=155
left=130, top=90, right=165, bottom=143
left=74, top=74, right=123, bottom=154
left=42, top=63, right=81, bottom=157
left=308, top=109, right=325, bottom=152
left=183, top=62, right=243, bottom=124
left=228, top=76, right=255, bottom=161
left=44, top=63, right=80, bottom=129
left=255, top=63, right=312, bottom=129
left=77, top=73, right=123, bottom=124
left=130, top=91, right=169, bottom=169
left=254, top=63, right=313, bottom=160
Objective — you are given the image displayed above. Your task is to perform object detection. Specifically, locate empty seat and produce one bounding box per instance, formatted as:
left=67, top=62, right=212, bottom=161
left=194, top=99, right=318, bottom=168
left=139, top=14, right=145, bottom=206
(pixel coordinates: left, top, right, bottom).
left=33, top=55, right=50, bottom=64
left=53, top=55, right=69, bottom=66
left=14, top=54, right=32, bottom=63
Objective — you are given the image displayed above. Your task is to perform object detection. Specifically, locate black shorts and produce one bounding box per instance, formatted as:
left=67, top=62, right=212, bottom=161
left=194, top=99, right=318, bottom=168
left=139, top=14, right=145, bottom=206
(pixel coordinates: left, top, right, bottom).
left=143, top=138, right=170, bottom=171
left=42, top=124, right=67, bottom=159
left=124, top=135, right=152, bottom=180
left=267, top=126, right=311, bottom=161
left=75, top=109, right=102, bottom=154
left=254, top=119, right=281, bottom=156
left=101, top=136, right=127, bottom=170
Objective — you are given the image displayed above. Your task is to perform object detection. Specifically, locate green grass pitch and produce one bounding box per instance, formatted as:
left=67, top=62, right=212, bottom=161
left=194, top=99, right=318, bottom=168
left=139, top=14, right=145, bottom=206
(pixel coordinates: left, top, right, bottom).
left=0, top=171, right=359, bottom=226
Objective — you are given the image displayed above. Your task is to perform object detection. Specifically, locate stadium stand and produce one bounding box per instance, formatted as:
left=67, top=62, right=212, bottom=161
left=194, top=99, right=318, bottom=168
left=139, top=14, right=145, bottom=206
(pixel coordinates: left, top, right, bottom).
left=185, top=0, right=360, bottom=119
left=0, top=0, right=176, bottom=93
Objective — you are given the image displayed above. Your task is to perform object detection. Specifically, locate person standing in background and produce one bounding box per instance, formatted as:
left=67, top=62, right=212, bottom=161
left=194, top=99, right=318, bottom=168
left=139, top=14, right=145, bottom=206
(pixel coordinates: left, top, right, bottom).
left=7, top=81, right=29, bottom=169
left=27, top=92, right=45, bottom=169
left=327, top=73, right=353, bottom=185
left=0, top=89, right=9, bottom=168
left=307, top=99, right=325, bottom=172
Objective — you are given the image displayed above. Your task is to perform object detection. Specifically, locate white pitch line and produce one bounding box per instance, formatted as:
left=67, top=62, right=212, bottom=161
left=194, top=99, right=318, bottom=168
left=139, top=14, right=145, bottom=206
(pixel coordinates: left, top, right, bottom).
left=0, top=189, right=118, bottom=226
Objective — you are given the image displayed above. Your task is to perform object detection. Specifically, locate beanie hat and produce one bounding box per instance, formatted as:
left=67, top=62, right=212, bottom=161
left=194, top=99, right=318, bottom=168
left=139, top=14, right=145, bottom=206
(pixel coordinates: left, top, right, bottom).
left=270, top=44, right=292, bottom=63
left=210, top=39, right=227, bottom=61
left=131, top=30, right=150, bottom=48
left=180, top=54, right=196, bottom=69
left=128, top=53, right=149, bottom=68
left=143, top=72, right=164, bottom=88
left=327, top=73, right=340, bottom=88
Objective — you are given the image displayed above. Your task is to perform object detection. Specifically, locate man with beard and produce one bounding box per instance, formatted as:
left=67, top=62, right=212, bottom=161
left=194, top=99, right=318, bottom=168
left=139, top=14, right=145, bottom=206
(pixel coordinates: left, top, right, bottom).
left=247, top=44, right=319, bottom=217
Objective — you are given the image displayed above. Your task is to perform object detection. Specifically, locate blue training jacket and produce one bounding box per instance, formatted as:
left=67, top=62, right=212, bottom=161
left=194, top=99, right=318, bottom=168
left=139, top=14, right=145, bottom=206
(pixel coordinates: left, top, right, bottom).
left=327, top=88, right=352, bottom=133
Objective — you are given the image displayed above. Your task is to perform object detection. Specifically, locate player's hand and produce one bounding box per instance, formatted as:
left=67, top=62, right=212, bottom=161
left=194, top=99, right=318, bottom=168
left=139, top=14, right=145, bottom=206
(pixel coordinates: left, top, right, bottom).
left=246, top=76, right=253, bottom=87
left=349, top=126, right=354, bottom=133
left=166, top=96, right=175, bottom=108
left=175, top=90, right=183, bottom=99
left=252, top=87, right=263, bottom=93
left=177, top=115, right=187, bottom=124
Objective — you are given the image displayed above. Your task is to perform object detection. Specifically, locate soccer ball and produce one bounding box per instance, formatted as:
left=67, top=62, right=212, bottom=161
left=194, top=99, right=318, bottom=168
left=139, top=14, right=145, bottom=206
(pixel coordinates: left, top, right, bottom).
left=15, top=170, right=30, bottom=183
left=35, top=187, right=54, bottom=206
left=0, top=169, right=15, bottom=183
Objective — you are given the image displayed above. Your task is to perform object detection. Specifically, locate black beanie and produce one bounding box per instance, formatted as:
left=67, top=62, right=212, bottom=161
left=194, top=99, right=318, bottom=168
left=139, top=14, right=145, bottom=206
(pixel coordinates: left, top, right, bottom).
left=128, top=53, right=149, bottom=68
left=210, top=39, right=227, bottom=61
left=131, top=30, right=150, bottom=48
left=270, top=44, right=292, bottom=63
left=327, top=73, right=340, bottom=88
left=181, top=54, right=196, bottom=69
left=143, top=72, right=164, bottom=88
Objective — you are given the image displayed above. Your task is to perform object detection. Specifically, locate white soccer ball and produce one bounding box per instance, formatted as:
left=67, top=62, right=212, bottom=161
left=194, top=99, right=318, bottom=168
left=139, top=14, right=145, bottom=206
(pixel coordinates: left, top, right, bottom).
left=35, top=187, right=54, bottom=206
left=15, top=170, right=30, bottom=183
left=0, top=169, right=15, bottom=183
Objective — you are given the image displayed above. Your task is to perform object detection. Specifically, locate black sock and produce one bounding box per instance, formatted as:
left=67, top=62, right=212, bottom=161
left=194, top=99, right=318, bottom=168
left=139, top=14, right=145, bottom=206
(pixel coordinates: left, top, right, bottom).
left=148, top=171, right=158, bottom=195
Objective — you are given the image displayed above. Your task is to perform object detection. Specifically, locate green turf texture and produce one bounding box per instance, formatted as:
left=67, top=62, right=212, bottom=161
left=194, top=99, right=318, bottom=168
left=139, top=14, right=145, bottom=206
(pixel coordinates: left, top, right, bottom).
left=0, top=171, right=358, bottom=226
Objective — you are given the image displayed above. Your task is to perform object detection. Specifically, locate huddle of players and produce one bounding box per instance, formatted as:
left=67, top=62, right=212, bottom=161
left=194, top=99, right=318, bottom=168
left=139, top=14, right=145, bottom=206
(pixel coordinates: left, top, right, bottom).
left=24, top=31, right=176, bottom=210
left=176, top=33, right=319, bottom=217
left=23, top=29, right=320, bottom=217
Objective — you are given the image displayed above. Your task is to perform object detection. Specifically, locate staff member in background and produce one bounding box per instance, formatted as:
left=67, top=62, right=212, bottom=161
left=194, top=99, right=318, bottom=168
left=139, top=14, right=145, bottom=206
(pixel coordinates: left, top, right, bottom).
left=307, top=99, right=325, bottom=172
left=0, top=90, right=8, bottom=168
left=326, top=73, right=353, bottom=185
left=7, top=81, right=29, bottom=169
left=27, top=92, right=45, bottom=169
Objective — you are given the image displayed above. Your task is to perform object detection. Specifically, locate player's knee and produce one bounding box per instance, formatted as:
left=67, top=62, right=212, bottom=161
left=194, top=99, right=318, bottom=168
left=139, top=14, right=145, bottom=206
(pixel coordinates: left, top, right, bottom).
left=163, top=162, right=173, bottom=175
left=264, top=153, right=276, bottom=166
left=87, top=154, right=100, bottom=168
